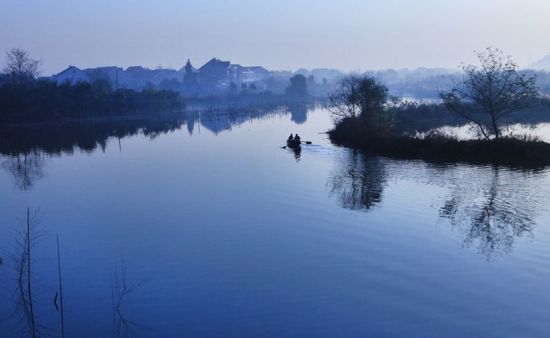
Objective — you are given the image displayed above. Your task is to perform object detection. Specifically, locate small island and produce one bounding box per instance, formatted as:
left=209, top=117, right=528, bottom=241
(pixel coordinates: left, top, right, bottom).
left=328, top=48, right=550, bottom=168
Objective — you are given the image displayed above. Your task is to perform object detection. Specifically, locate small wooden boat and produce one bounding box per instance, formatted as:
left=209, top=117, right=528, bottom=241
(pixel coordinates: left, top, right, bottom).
left=287, top=139, right=301, bottom=148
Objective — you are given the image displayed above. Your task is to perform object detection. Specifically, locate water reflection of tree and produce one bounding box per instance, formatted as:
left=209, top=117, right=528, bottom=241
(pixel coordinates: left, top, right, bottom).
left=327, top=151, right=386, bottom=211
left=437, top=165, right=542, bottom=257
left=327, top=152, right=545, bottom=257
left=289, top=103, right=308, bottom=124
left=112, top=258, right=148, bottom=338
left=0, top=117, right=184, bottom=191
left=2, top=152, right=45, bottom=191
left=8, top=209, right=48, bottom=338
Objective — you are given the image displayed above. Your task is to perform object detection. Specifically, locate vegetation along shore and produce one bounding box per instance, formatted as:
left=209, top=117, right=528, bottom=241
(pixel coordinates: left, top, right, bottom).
left=328, top=48, right=550, bottom=168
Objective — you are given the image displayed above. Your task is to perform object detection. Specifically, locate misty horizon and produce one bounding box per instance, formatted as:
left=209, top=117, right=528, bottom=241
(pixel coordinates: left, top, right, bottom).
left=7, top=54, right=550, bottom=78
left=2, top=0, right=550, bottom=75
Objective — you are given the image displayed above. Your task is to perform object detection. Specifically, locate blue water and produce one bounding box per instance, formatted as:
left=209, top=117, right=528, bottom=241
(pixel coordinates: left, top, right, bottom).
left=1, top=107, right=550, bottom=337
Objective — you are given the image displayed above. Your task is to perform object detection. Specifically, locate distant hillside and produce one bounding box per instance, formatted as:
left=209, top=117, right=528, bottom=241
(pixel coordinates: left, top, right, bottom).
left=527, top=56, right=550, bottom=71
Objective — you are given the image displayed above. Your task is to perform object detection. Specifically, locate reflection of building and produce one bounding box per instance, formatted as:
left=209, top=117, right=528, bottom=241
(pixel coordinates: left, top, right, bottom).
left=199, top=113, right=249, bottom=134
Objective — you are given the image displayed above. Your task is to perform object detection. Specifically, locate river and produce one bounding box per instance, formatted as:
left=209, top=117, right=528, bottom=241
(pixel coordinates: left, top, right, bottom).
left=1, top=105, right=550, bottom=337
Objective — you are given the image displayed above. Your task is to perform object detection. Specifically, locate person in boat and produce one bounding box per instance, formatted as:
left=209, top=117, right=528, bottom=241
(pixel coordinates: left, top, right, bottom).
left=288, top=134, right=294, bottom=141
left=294, top=134, right=301, bottom=143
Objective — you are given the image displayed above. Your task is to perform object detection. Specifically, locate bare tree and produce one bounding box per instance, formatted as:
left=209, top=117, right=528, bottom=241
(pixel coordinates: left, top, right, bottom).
left=328, top=75, right=364, bottom=120
left=3, top=48, right=41, bottom=84
left=441, top=48, right=538, bottom=140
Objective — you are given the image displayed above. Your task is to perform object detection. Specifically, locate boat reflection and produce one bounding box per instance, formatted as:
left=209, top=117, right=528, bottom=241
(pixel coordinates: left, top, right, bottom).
left=286, top=144, right=302, bottom=161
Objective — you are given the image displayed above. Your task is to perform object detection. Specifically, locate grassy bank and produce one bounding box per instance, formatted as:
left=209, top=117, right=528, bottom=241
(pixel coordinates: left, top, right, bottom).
left=329, top=117, right=550, bottom=168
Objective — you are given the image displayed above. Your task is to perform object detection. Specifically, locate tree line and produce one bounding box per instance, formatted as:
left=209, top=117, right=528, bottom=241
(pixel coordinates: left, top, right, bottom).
left=0, top=49, right=321, bottom=124
left=0, top=49, right=185, bottom=124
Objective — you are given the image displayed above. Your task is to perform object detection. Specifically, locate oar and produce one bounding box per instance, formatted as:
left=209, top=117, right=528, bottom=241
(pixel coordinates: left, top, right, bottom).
left=281, top=141, right=311, bottom=148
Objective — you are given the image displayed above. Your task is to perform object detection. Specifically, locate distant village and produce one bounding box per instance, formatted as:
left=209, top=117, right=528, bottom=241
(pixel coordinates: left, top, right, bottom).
left=44, top=58, right=343, bottom=98
left=26, top=55, right=550, bottom=99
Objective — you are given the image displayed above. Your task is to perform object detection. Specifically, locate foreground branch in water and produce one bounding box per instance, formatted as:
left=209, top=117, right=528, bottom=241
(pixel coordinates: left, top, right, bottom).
left=111, top=257, right=148, bottom=337
left=12, top=208, right=37, bottom=338
left=26, top=208, right=36, bottom=338
left=56, top=233, right=65, bottom=338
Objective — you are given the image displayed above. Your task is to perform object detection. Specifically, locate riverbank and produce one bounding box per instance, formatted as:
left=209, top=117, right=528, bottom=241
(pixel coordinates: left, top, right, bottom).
left=329, top=118, right=550, bottom=168
left=0, top=80, right=318, bottom=126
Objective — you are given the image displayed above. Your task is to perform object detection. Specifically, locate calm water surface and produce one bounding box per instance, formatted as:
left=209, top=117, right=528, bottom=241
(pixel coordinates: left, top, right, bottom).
left=1, top=106, right=550, bottom=337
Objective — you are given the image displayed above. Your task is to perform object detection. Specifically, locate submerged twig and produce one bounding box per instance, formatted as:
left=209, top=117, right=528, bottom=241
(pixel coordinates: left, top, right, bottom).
left=112, top=257, right=148, bottom=337
left=57, top=234, right=65, bottom=338
left=26, top=208, right=36, bottom=338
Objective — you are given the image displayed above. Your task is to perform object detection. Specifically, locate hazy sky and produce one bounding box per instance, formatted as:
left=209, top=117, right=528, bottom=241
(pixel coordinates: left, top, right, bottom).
left=2, top=0, right=550, bottom=75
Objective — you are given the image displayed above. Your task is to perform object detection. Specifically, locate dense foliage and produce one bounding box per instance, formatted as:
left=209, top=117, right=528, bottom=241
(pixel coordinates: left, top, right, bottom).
left=285, top=74, right=309, bottom=98
left=0, top=79, right=185, bottom=123
left=328, top=75, right=393, bottom=136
